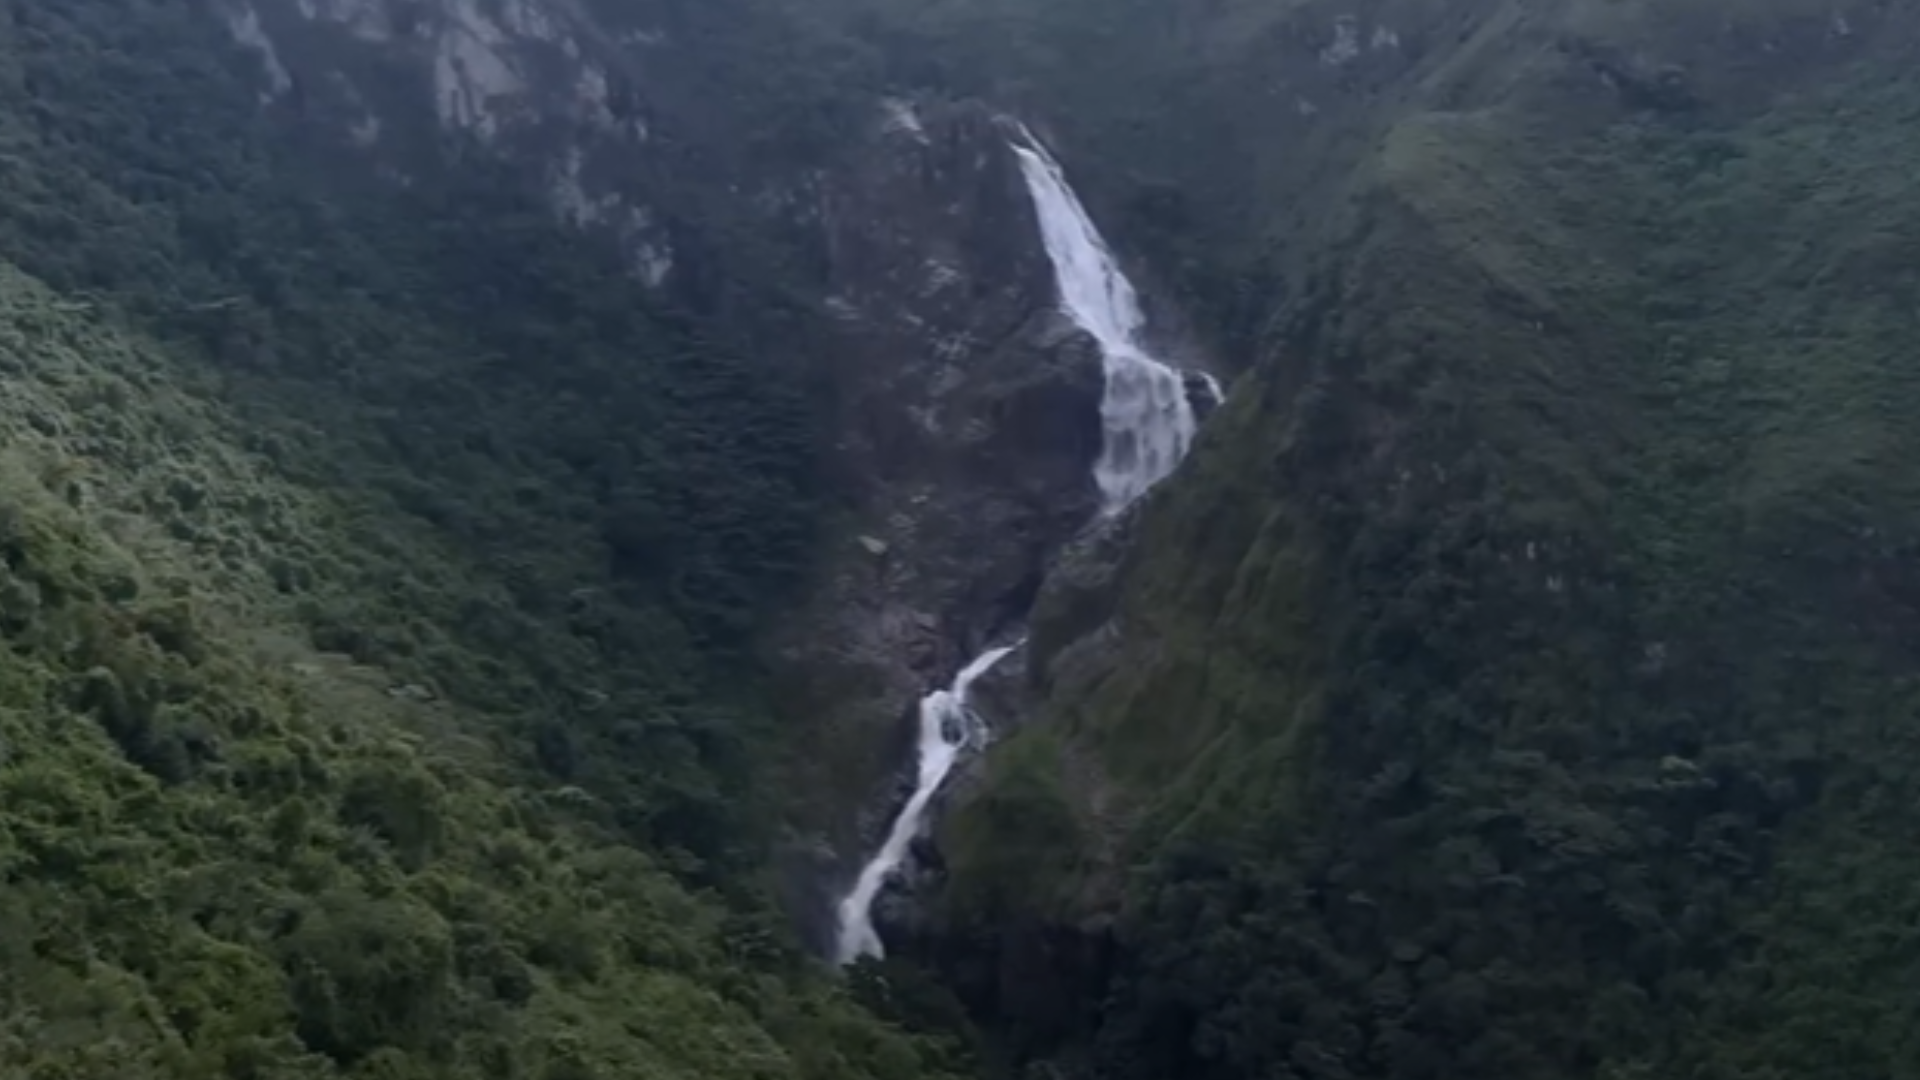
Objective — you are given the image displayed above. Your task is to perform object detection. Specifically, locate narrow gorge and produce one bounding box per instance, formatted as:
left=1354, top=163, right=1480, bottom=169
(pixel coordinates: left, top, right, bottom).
left=831, top=119, right=1222, bottom=965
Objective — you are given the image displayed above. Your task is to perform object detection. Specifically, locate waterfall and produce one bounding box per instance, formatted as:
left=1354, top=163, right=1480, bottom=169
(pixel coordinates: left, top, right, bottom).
left=1198, top=372, right=1226, bottom=408
left=832, top=121, right=1219, bottom=966
left=833, top=644, right=1017, bottom=964
left=1011, top=129, right=1200, bottom=512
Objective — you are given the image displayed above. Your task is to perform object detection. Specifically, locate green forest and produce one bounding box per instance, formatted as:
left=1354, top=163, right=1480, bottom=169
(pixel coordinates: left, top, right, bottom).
left=4, top=0, right=1920, bottom=1078
left=921, top=3, right=1920, bottom=1080
left=0, top=0, right=960, bottom=1076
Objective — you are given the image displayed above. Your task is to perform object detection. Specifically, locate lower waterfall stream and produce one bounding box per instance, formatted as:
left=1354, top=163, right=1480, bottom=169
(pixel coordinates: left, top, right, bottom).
left=833, top=644, right=1019, bottom=964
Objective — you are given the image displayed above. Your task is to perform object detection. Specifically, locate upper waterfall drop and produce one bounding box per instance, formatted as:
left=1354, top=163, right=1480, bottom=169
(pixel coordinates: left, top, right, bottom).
left=1011, top=129, right=1200, bottom=511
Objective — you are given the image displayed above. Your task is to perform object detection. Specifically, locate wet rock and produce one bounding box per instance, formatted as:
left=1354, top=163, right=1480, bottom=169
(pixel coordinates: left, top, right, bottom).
left=767, top=98, right=1105, bottom=865
left=1183, top=370, right=1225, bottom=421
left=967, top=640, right=1034, bottom=737
left=1558, top=36, right=1702, bottom=113
left=1026, top=503, right=1140, bottom=689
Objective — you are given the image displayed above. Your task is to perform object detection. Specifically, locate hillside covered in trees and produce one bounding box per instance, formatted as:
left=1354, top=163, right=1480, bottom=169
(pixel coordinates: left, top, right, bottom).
left=909, top=3, right=1920, bottom=1079
left=0, top=0, right=956, bottom=1076
left=5, top=0, right=1920, bottom=1079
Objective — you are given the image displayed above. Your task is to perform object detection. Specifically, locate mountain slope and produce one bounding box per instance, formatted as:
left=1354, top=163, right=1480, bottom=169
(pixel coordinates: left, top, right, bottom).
left=921, top=2, right=1920, bottom=1077
left=9, top=0, right=1920, bottom=1076
left=0, top=256, right=968, bottom=1078
left=0, top=0, right=970, bottom=1076
left=0, top=0, right=834, bottom=877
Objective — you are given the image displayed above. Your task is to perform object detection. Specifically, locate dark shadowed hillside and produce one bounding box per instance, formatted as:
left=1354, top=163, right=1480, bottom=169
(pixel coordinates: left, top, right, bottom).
left=898, top=3, right=1920, bottom=1079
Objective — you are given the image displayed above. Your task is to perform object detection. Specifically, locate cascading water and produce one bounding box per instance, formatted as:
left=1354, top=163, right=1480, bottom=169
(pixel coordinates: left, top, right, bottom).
left=1011, top=129, right=1202, bottom=512
left=833, top=644, right=1017, bottom=964
left=832, top=123, right=1219, bottom=966
left=1198, top=372, right=1226, bottom=408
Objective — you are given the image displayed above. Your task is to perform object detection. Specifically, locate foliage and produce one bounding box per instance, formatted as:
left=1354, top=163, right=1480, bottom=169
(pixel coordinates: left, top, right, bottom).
left=918, top=2, right=1920, bottom=1079
left=0, top=0, right=830, bottom=877
left=0, top=230, right=966, bottom=1080
left=0, top=0, right=970, bottom=1076
left=939, top=730, right=1086, bottom=924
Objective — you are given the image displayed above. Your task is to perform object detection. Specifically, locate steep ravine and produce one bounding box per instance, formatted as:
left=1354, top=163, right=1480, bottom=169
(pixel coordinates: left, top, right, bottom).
left=816, top=115, right=1224, bottom=965
left=761, top=99, right=1099, bottom=955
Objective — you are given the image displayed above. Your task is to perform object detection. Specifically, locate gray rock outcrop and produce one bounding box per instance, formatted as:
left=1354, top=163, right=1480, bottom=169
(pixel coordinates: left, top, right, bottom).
left=766, top=100, right=1108, bottom=946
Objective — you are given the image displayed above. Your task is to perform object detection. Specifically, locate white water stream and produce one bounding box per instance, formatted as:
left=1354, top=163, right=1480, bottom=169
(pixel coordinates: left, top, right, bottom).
left=832, top=123, right=1218, bottom=965
left=833, top=644, right=1016, bottom=964
left=1198, top=371, right=1226, bottom=409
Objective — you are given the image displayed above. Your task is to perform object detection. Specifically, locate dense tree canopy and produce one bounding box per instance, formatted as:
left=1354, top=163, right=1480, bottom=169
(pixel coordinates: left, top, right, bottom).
left=0, top=0, right=964, bottom=1076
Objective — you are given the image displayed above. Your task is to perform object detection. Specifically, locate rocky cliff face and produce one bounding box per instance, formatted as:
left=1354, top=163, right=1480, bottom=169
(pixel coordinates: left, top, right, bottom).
left=766, top=99, right=1106, bottom=944
left=218, top=0, right=1110, bottom=688
left=213, top=0, right=882, bottom=315
left=218, top=0, right=678, bottom=277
